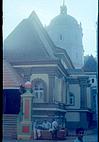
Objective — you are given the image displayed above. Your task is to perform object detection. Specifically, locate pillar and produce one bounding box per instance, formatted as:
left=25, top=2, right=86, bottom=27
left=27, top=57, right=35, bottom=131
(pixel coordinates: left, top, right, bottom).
left=80, top=83, right=87, bottom=108
left=48, top=74, right=55, bottom=103
left=17, top=81, right=33, bottom=140
left=79, top=77, right=90, bottom=128
left=78, top=76, right=90, bottom=109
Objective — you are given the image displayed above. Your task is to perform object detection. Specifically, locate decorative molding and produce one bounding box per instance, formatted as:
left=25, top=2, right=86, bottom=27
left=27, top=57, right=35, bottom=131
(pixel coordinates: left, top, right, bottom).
left=32, top=108, right=66, bottom=112
left=78, top=76, right=90, bottom=86
left=55, top=52, right=74, bottom=69
left=13, top=58, right=69, bottom=75
left=66, top=109, right=91, bottom=112
left=3, top=87, right=20, bottom=89
left=12, top=59, right=58, bottom=65
left=13, top=64, right=57, bottom=68
left=65, top=77, right=79, bottom=84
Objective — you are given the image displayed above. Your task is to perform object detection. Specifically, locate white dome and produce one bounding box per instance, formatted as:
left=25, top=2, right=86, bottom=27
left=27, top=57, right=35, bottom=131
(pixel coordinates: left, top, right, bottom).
left=46, top=3, right=84, bottom=68
left=49, top=14, right=78, bottom=27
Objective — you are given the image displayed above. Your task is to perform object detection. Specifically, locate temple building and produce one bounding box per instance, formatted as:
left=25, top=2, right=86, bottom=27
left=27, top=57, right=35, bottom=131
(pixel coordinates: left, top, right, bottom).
left=3, top=2, right=97, bottom=140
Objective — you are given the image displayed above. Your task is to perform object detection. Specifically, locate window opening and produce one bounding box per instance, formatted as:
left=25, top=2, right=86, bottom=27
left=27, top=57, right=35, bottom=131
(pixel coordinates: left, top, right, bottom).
left=69, top=93, right=75, bottom=105
left=60, top=34, right=63, bottom=40
left=34, top=81, right=44, bottom=99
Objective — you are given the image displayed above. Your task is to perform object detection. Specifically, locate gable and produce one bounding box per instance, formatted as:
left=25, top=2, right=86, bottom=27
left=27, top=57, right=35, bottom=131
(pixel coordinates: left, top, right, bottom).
left=3, top=11, right=74, bottom=70
left=3, top=12, right=56, bottom=63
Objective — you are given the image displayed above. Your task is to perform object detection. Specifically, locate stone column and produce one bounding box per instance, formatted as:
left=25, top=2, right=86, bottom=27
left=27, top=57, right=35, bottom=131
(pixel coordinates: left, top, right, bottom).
left=17, top=82, right=33, bottom=140
left=48, top=74, right=55, bottom=103
left=79, top=77, right=89, bottom=109
left=78, top=77, right=91, bottom=129
left=61, top=77, right=65, bottom=103
left=80, top=84, right=87, bottom=108
left=61, top=78, right=63, bottom=102
left=65, top=77, right=69, bottom=105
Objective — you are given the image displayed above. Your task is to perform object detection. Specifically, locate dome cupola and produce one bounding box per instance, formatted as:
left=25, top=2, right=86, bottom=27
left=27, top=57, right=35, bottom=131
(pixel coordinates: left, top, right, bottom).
left=46, top=1, right=84, bottom=68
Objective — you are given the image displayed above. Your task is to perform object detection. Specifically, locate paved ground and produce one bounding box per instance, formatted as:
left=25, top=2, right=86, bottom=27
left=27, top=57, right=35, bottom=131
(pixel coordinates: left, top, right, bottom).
left=2, top=129, right=98, bottom=142
left=2, top=134, right=98, bottom=142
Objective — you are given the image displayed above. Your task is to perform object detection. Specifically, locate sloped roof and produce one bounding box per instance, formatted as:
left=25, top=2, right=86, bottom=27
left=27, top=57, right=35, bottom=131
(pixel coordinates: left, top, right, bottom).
left=54, top=46, right=74, bottom=69
left=82, top=55, right=97, bottom=72
left=3, top=11, right=56, bottom=63
left=3, top=60, right=24, bottom=88
left=3, top=11, right=74, bottom=69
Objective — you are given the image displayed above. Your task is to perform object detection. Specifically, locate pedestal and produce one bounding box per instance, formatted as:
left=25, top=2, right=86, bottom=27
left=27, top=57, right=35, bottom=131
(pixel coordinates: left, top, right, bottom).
left=17, top=82, right=33, bottom=140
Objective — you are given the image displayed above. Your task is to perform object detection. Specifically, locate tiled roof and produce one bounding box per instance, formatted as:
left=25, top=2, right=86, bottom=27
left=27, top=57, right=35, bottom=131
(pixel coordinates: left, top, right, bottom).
left=3, top=60, right=24, bottom=88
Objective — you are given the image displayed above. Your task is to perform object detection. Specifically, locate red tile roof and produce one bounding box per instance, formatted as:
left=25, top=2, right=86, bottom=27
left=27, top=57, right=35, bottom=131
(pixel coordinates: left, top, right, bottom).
left=3, top=60, right=24, bottom=88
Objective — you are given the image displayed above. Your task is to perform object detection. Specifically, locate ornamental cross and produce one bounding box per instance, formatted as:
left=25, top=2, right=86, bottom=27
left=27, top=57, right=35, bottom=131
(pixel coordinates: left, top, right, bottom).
left=63, top=0, right=65, bottom=6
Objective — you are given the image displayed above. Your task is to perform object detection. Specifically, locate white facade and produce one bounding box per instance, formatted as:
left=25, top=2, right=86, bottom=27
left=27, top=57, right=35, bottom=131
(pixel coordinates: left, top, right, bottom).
left=66, top=112, right=80, bottom=122
left=67, top=84, right=80, bottom=109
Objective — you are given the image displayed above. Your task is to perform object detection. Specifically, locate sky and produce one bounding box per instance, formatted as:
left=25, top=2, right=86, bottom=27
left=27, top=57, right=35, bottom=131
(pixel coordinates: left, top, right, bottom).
left=3, top=0, right=98, bottom=57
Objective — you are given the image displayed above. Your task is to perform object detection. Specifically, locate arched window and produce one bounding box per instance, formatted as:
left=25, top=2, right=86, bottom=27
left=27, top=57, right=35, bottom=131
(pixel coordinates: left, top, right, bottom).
left=34, top=82, right=44, bottom=99
left=32, top=79, right=47, bottom=103
left=69, top=92, right=75, bottom=105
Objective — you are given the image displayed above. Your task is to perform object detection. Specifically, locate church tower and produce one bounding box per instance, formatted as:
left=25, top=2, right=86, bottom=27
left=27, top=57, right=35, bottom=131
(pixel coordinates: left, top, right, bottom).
left=46, top=0, right=84, bottom=68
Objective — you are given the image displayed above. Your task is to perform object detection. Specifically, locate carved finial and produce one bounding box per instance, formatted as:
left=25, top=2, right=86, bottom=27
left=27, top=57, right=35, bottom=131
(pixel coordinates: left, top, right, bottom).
left=24, top=81, right=33, bottom=93
left=63, top=0, right=65, bottom=6
left=60, top=0, right=67, bottom=15
left=24, top=81, right=32, bottom=89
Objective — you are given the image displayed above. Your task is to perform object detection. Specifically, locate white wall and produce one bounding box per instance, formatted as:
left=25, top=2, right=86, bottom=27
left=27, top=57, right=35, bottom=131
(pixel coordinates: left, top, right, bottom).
left=66, top=112, right=80, bottom=121
left=67, top=84, right=80, bottom=109
left=47, top=24, right=84, bottom=68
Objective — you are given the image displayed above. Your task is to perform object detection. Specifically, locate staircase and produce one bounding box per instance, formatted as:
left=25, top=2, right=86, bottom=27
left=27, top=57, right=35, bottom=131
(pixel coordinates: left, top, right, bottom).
left=3, top=114, right=18, bottom=140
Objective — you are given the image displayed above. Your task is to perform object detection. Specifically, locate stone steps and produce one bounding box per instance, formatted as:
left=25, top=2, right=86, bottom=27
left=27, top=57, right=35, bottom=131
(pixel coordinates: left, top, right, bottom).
left=3, top=114, right=18, bottom=139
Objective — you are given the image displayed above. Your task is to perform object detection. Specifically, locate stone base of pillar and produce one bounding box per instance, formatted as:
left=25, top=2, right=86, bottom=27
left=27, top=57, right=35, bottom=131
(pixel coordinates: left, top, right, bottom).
left=17, top=121, right=33, bottom=140
left=17, top=135, right=33, bottom=140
